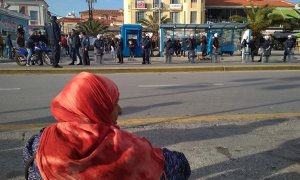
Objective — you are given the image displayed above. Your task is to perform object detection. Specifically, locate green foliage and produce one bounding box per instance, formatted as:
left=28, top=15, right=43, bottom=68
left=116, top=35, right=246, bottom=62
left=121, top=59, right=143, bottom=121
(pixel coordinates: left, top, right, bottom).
left=139, top=14, right=171, bottom=42
left=77, top=20, right=108, bottom=36
left=229, top=4, right=285, bottom=36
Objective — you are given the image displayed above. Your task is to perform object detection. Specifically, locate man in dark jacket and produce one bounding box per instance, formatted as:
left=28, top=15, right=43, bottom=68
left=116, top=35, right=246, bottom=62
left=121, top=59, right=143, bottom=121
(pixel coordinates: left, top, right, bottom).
left=165, top=38, right=173, bottom=64
left=211, top=33, right=219, bottom=63
left=46, top=16, right=62, bottom=68
left=116, top=37, right=123, bottom=64
left=249, top=36, right=256, bottom=62
left=141, top=33, right=149, bottom=64
left=186, top=34, right=196, bottom=63
left=69, top=29, right=82, bottom=65
left=80, top=31, right=90, bottom=65
left=94, top=34, right=105, bottom=64
left=283, top=35, right=295, bottom=62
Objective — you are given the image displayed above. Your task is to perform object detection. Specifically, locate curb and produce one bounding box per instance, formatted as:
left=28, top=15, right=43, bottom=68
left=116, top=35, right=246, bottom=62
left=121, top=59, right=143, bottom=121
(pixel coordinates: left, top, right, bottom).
left=1, top=65, right=300, bottom=74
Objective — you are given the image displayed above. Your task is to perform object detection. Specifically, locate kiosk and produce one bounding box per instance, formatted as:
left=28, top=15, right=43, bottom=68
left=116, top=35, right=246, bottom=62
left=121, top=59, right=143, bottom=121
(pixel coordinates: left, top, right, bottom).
left=120, top=24, right=143, bottom=57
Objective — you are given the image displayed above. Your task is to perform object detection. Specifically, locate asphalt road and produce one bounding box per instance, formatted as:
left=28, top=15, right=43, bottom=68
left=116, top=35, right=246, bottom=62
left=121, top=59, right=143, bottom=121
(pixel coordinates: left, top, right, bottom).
left=0, top=71, right=300, bottom=179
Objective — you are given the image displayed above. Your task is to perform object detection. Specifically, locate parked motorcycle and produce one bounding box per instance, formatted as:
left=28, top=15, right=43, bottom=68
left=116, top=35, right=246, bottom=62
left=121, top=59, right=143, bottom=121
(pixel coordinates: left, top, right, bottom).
left=14, top=42, right=52, bottom=66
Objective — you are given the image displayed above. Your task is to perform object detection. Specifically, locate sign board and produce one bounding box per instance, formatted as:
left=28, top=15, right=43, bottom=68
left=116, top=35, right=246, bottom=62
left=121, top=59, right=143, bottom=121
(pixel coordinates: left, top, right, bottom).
left=137, top=1, right=145, bottom=8
left=170, top=4, right=182, bottom=10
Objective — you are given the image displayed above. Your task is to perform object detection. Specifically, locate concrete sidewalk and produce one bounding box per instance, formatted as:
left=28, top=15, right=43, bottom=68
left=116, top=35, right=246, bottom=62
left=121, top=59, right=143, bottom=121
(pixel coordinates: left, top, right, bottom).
left=0, top=50, right=299, bottom=74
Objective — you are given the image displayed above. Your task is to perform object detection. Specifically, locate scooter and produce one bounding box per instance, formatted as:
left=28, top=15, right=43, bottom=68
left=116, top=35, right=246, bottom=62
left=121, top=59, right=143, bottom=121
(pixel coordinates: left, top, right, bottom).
left=14, top=42, right=52, bottom=66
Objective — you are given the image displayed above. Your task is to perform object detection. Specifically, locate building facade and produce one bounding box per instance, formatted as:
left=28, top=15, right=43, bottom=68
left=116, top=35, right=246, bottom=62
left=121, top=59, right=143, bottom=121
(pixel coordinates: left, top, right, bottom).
left=0, top=7, right=30, bottom=44
left=5, top=0, right=49, bottom=34
left=58, top=13, right=81, bottom=35
left=124, top=0, right=205, bottom=24
left=80, top=9, right=123, bottom=26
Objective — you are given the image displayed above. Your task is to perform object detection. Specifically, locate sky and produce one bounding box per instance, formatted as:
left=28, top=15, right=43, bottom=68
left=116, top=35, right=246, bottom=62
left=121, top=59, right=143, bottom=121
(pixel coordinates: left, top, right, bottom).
left=45, top=0, right=124, bottom=17
left=46, top=0, right=299, bottom=17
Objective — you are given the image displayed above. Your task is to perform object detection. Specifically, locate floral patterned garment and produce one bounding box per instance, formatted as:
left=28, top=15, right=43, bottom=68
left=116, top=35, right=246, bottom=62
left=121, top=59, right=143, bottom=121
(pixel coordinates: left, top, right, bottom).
left=23, top=132, right=191, bottom=180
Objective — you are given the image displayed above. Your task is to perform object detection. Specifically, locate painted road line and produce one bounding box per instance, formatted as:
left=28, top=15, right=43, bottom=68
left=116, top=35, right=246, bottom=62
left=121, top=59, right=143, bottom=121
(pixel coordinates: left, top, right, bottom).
left=0, top=113, right=300, bottom=132
left=138, top=84, right=183, bottom=88
left=0, top=88, right=21, bottom=91
left=138, top=83, right=224, bottom=88
left=0, top=147, right=23, bottom=152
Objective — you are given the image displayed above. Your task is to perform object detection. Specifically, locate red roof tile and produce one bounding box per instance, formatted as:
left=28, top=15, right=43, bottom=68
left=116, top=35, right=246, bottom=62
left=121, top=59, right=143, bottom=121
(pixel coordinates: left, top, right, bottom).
left=58, top=17, right=81, bottom=23
left=80, top=9, right=123, bottom=15
left=206, top=0, right=295, bottom=7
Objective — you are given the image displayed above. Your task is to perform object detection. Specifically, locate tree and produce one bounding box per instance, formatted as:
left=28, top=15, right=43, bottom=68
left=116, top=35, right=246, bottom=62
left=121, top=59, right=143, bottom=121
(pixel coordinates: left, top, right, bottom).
left=77, top=20, right=108, bottom=36
left=229, top=4, right=284, bottom=37
left=139, top=14, right=171, bottom=48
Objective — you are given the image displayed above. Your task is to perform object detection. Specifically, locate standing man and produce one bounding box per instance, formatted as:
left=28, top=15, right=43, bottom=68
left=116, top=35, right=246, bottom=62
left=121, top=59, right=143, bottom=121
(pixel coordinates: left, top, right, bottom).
left=80, top=31, right=90, bottom=65
left=128, top=39, right=135, bottom=60
left=141, top=33, right=149, bottom=64
left=146, top=35, right=151, bottom=64
left=165, top=38, right=173, bottom=64
left=5, top=34, right=13, bottom=59
left=261, top=35, right=272, bottom=63
left=94, top=34, right=105, bottom=64
left=211, top=33, right=219, bottom=63
left=116, top=36, right=124, bottom=64
left=16, top=25, right=25, bottom=48
left=0, top=33, right=3, bottom=59
left=69, top=29, right=82, bottom=65
left=249, top=36, right=256, bottom=62
left=46, top=16, right=62, bottom=68
left=186, top=34, right=196, bottom=63
left=283, top=35, right=295, bottom=62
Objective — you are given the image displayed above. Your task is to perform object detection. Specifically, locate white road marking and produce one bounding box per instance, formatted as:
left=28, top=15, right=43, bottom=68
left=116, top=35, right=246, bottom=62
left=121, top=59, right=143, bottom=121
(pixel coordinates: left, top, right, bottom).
left=138, top=84, right=225, bottom=88
left=0, top=88, right=21, bottom=91
left=213, top=83, right=225, bottom=86
left=0, top=147, right=23, bottom=152
left=138, top=84, right=183, bottom=87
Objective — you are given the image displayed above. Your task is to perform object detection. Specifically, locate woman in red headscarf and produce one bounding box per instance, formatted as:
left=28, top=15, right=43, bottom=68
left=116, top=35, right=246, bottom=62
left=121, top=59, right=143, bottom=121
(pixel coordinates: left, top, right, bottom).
left=23, top=72, right=190, bottom=180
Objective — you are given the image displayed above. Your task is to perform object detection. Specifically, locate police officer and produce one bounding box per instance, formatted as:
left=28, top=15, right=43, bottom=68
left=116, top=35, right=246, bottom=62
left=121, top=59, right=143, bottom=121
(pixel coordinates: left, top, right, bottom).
left=141, top=33, right=149, bottom=64
left=186, top=34, right=196, bottom=63
left=283, top=35, right=295, bottom=62
left=46, top=16, right=62, bottom=68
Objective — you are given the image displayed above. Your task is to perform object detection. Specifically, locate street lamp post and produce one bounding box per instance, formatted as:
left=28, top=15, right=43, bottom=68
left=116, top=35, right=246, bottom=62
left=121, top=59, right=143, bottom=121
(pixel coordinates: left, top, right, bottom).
left=159, top=0, right=164, bottom=57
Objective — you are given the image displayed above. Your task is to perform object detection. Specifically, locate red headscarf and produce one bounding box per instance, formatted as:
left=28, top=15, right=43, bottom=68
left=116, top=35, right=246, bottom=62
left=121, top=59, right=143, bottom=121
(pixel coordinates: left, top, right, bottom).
left=36, top=72, right=165, bottom=180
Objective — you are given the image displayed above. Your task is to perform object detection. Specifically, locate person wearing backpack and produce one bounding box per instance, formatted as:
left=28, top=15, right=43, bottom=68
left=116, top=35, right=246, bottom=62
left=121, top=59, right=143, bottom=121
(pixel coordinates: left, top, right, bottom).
left=81, top=31, right=90, bottom=65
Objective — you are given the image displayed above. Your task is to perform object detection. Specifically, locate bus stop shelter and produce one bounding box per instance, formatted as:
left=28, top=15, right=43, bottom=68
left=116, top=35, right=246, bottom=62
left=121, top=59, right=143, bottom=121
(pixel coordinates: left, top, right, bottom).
left=159, top=23, right=248, bottom=56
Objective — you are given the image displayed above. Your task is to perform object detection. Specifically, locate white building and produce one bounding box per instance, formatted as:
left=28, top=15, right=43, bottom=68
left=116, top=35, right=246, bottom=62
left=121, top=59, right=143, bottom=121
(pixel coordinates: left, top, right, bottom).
left=5, top=0, right=49, bottom=34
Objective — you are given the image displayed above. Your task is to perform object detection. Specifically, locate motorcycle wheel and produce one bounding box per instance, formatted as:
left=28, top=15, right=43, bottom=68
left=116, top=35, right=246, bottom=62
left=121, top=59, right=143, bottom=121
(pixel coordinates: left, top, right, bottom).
left=15, top=54, right=27, bottom=66
left=43, top=53, right=53, bottom=66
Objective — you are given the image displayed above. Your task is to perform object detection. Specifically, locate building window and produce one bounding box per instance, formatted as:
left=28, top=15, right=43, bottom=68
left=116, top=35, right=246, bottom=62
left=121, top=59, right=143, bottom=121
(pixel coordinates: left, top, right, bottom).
left=190, top=11, right=197, bottom=23
left=153, top=0, right=160, bottom=8
left=171, top=0, right=180, bottom=3
left=153, top=12, right=159, bottom=19
left=30, top=11, right=38, bottom=20
left=136, top=12, right=145, bottom=23
left=67, top=24, right=74, bottom=33
left=170, top=12, right=180, bottom=23
left=19, top=6, right=26, bottom=14
left=191, top=0, right=197, bottom=2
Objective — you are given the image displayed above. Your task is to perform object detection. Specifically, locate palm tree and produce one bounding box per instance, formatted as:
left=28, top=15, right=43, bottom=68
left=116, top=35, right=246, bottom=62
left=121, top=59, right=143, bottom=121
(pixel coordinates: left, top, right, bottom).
left=229, top=4, right=284, bottom=37
left=86, top=0, right=97, bottom=21
left=139, top=14, right=171, bottom=48
left=77, top=19, right=108, bottom=36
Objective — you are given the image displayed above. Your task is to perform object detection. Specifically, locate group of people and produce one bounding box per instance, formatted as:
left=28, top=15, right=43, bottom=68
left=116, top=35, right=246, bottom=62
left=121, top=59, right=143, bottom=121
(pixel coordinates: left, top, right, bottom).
left=165, top=33, right=219, bottom=64
left=241, top=34, right=296, bottom=63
